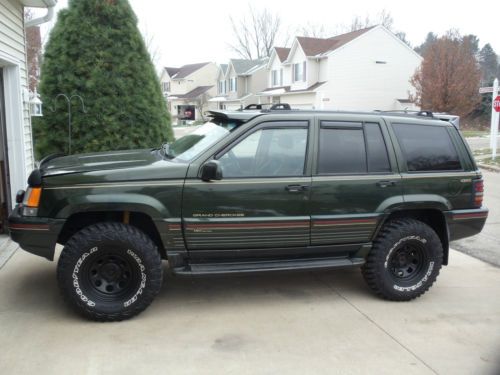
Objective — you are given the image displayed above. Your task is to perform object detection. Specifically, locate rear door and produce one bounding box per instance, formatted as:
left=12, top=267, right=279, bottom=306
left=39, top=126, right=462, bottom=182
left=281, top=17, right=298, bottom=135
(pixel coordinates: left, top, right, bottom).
left=310, top=114, right=403, bottom=246
left=182, top=118, right=313, bottom=261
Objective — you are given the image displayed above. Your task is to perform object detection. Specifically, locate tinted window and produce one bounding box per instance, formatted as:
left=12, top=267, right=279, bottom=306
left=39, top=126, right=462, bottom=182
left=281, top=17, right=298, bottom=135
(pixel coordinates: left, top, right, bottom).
left=365, top=123, right=390, bottom=172
left=219, top=127, right=308, bottom=177
left=318, top=127, right=366, bottom=174
left=393, top=124, right=462, bottom=171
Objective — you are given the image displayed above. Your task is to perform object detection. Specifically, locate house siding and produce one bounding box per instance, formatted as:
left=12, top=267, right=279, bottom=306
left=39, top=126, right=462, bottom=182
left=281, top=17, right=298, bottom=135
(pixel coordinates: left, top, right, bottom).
left=320, top=27, right=421, bottom=111
left=0, top=0, right=33, bottom=199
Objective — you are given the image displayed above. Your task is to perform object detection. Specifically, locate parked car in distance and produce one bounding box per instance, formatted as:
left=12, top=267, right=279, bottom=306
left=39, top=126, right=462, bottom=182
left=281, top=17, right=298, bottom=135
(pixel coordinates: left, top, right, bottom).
left=9, top=107, right=488, bottom=321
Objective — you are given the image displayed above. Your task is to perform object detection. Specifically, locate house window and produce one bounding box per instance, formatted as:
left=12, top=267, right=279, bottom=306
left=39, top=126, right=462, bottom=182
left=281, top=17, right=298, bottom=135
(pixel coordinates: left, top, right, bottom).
left=271, top=69, right=283, bottom=86
left=218, top=80, right=226, bottom=94
left=162, top=81, right=170, bottom=92
left=230, top=77, right=237, bottom=92
left=293, top=62, right=306, bottom=82
left=272, top=70, right=279, bottom=86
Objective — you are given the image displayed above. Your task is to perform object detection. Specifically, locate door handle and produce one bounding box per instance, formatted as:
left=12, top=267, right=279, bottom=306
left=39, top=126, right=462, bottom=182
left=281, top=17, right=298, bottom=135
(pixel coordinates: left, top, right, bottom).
left=376, top=180, right=397, bottom=188
left=285, top=184, right=309, bottom=193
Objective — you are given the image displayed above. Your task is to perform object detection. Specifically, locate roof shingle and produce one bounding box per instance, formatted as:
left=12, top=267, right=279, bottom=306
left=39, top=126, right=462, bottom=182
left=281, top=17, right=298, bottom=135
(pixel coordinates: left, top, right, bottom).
left=296, top=26, right=376, bottom=57
left=274, top=47, right=291, bottom=62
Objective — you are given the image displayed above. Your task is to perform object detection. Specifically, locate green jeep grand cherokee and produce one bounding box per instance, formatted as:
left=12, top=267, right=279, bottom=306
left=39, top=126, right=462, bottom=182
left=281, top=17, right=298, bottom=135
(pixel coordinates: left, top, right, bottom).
left=8, top=109, right=488, bottom=321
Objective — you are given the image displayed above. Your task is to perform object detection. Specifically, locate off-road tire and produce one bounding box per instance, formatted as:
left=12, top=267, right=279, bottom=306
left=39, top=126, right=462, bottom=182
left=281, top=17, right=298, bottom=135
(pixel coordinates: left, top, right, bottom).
left=361, top=218, right=443, bottom=301
left=57, top=222, right=163, bottom=321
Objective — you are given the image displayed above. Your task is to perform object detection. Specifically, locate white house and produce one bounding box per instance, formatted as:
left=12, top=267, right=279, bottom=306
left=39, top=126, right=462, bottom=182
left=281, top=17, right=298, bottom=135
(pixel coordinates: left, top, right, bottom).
left=159, top=62, right=218, bottom=123
left=211, top=58, right=268, bottom=110
left=0, top=0, right=56, bottom=231
left=259, top=26, right=422, bottom=111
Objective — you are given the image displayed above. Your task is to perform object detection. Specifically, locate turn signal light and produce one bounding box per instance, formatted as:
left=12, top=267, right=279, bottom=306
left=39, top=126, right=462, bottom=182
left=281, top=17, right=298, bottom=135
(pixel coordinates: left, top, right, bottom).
left=24, top=187, right=42, bottom=208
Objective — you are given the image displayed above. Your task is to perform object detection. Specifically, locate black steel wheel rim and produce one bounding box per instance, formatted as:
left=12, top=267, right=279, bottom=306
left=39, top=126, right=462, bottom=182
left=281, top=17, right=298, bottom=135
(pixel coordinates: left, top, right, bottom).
left=388, top=241, right=428, bottom=282
left=80, top=249, right=141, bottom=303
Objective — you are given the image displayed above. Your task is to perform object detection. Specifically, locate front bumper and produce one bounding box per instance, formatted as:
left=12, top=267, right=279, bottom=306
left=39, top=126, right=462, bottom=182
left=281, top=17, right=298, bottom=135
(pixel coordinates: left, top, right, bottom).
left=446, top=208, right=489, bottom=241
left=8, top=206, right=64, bottom=261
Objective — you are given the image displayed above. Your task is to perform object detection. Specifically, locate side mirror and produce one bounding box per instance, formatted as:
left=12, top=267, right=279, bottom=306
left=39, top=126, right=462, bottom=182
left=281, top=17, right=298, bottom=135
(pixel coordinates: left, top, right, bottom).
left=201, top=160, right=223, bottom=182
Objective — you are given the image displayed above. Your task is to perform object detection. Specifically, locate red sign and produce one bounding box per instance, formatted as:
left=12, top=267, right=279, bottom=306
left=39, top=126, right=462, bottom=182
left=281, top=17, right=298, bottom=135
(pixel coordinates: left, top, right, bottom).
left=495, top=96, right=500, bottom=113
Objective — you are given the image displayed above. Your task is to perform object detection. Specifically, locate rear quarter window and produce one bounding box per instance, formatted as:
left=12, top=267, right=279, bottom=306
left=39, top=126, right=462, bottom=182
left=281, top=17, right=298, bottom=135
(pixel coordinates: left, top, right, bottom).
left=392, top=123, right=462, bottom=172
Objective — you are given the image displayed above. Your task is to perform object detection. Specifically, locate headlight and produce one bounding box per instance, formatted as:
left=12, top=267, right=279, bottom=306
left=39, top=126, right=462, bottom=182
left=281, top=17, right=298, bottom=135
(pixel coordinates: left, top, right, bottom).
left=22, top=187, right=42, bottom=216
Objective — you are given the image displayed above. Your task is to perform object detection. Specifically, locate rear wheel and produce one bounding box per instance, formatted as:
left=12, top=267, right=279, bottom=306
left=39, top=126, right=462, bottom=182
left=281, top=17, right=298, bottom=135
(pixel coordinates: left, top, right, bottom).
left=57, top=222, right=163, bottom=321
left=361, top=218, right=443, bottom=301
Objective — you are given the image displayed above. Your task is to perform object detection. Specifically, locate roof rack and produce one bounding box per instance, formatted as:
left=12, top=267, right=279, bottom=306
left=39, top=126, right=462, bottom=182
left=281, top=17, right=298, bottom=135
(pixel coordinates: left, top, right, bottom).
left=241, top=103, right=292, bottom=111
left=379, top=110, right=460, bottom=128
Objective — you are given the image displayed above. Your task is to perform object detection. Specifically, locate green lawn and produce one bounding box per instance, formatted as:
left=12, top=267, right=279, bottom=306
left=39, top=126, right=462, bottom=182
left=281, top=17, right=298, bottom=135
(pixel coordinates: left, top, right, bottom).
left=461, top=130, right=489, bottom=138
left=473, top=148, right=500, bottom=157
left=479, top=156, right=500, bottom=167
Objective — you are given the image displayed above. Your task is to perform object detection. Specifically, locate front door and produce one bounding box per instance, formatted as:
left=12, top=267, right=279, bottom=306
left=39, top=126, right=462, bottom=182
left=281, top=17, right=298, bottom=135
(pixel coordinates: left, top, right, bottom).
left=310, top=116, right=403, bottom=247
left=182, top=120, right=312, bottom=261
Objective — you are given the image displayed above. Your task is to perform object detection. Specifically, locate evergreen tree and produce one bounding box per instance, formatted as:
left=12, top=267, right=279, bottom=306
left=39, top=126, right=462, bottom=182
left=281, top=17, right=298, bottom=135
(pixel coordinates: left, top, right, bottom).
left=34, top=0, right=173, bottom=158
left=479, top=44, right=499, bottom=85
left=414, top=32, right=437, bottom=56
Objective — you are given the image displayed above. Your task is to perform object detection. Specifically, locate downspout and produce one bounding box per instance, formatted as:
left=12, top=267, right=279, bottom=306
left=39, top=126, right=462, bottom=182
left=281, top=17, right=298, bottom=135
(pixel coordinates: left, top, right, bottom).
left=25, top=0, right=57, bottom=28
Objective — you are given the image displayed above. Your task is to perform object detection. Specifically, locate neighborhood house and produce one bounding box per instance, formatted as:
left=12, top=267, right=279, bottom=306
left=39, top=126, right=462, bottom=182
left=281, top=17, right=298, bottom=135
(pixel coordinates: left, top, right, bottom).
left=159, top=26, right=421, bottom=123
left=258, top=26, right=422, bottom=110
left=0, top=0, right=56, bottom=232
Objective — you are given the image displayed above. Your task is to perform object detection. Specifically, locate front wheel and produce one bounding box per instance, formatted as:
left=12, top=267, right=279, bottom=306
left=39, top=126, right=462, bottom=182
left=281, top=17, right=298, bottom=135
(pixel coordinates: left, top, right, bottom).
left=361, top=218, right=443, bottom=301
left=57, top=223, right=163, bottom=321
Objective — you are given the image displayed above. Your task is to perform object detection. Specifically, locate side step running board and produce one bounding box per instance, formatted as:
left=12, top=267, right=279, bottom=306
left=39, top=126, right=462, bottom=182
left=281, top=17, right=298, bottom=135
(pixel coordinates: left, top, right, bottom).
left=173, top=257, right=365, bottom=276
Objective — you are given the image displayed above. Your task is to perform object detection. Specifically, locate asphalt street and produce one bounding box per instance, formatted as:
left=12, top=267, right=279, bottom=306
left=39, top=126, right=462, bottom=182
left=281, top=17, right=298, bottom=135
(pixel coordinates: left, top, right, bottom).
left=465, top=135, right=500, bottom=151
left=452, top=169, right=500, bottom=266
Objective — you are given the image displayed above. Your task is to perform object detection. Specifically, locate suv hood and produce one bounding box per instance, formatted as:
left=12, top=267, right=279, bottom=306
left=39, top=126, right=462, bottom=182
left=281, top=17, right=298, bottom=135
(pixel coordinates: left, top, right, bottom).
left=40, top=149, right=162, bottom=177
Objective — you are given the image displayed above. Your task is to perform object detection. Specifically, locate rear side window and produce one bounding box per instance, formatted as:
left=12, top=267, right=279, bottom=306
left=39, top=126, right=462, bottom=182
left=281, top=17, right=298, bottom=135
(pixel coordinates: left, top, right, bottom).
left=392, top=123, right=462, bottom=172
left=318, top=127, right=366, bottom=174
left=365, top=123, right=391, bottom=173
left=318, top=122, right=390, bottom=174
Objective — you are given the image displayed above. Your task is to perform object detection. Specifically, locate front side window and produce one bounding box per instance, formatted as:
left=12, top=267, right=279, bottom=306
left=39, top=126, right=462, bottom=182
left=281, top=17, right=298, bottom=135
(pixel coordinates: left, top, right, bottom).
left=392, top=123, right=462, bottom=171
left=219, top=126, right=308, bottom=177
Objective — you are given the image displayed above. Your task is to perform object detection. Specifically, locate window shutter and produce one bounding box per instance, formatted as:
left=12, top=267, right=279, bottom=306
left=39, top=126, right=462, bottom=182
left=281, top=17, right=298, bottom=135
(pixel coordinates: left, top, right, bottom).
left=303, top=61, right=306, bottom=81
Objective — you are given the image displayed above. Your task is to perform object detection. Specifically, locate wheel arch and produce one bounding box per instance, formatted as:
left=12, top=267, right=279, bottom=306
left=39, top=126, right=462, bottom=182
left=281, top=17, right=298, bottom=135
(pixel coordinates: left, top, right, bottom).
left=379, top=208, right=449, bottom=265
left=57, top=210, right=168, bottom=259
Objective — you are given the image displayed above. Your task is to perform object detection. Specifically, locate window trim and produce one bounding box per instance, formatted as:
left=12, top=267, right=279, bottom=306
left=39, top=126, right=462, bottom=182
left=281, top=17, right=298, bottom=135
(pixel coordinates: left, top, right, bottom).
left=214, top=121, right=310, bottom=179
left=391, top=122, right=464, bottom=174
left=315, top=121, right=393, bottom=176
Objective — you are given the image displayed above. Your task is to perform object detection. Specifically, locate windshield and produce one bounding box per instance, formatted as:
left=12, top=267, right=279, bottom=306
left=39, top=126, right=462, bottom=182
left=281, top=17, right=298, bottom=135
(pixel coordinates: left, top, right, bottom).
left=164, top=119, right=240, bottom=162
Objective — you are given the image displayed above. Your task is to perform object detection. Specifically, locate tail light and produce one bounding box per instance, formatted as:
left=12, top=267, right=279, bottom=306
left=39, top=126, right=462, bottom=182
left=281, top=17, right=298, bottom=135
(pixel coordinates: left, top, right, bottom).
left=473, top=179, right=484, bottom=207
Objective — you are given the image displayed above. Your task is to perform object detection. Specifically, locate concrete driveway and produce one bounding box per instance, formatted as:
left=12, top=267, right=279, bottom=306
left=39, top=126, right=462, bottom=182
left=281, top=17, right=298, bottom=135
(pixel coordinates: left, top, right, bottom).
left=0, top=249, right=499, bottom=374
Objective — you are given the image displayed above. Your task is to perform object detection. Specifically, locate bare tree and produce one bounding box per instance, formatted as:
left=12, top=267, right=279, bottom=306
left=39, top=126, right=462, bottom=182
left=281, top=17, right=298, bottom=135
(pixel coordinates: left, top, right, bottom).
left=295, top=22, right=329, bottom=38
left=194, top=93, right=210, bottom=122
left=141, top=26, right=161, bottom=68
left=349, top=9, right=394, bottom=31
left=410, top=30, right=481, bottom=118
left=228, top=5, right=282, bottom=59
